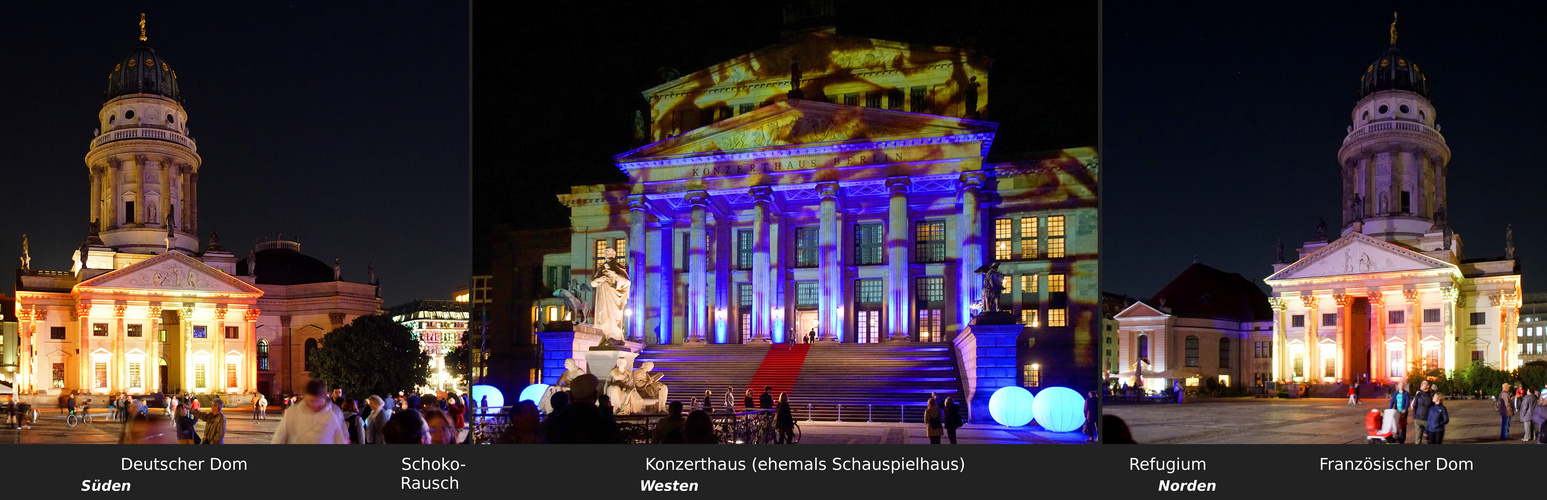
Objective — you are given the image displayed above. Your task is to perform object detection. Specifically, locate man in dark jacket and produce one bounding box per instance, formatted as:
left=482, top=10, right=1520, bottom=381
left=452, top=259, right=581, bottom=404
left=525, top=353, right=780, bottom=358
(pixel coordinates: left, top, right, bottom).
left=1388, top=382, right=1412, bottom=444
left=1427, top=394, right=1450, bottom=444
left=945, top=398, right=965, bottom=444
left=775, top=393, right=796, bottom=444
left=759, top=386, right=774, bottom=410
left=1410, top=380, right=1435, bottom=444
left=652, top=401, right=686, bottom=444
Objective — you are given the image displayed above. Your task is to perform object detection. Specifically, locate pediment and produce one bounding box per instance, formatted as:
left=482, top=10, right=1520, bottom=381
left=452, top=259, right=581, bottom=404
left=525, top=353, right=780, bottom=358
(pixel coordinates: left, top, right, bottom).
left=1115, top=301, right=1168, bottom=320
left=77, top=251, right=262, bottom=297
left=1266, top=232, right=1458, bottom=282
left=617, top=99, right=996, bottom=162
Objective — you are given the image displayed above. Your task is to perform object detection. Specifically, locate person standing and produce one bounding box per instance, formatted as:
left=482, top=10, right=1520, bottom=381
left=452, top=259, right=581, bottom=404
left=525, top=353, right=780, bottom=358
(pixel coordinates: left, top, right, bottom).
left=257, top=394, right=268, bottom=420
left=1520, top=388, right=1539, bottom=442
left=1427, top=394, right=1450, bottom=444
left=447, top=395, right=465, bottom=431
left=164, top=394, right=175, bottom=419
left=924, top=398, right=944, bottom=444
left=776, top=393, right=795, bottom=444
left=743, top=389, right=755, bottom=410
left=342, top=400, right=365, bottom=444
left=1388, top=382, right=1411, bottom=444
left=1347, top=383, right=1357, bottom=405
left=174, top=406, right=198, bottom=444
left=652, top=401, right=686, bottom=444
left=365, top=395, right=393, bottom=444
left=188, top=399, right=227, bottom=444
left=1410, top=380, right=1434, bottom=444
left=1499, top=383, right=1516, bottom=440
left=723, top=387, right=735, bottom=413
left=272, top=379, right=348, bottom=444
left=1083, top=390, right=1099, bottom=442
left=760, top=386, right=774, bottom=410
left=944, top=397, right=964, bottom=444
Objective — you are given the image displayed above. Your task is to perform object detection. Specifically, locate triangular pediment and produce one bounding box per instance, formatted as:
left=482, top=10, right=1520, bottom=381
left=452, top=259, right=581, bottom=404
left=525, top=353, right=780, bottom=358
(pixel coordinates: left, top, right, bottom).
left=617, top=99, right=996, bottom=162
left=1266, top=232, right=1459, bottom=283
left=76, top=251, right=263, bottom=297
left=1115, top=301, right=1169, bottom=320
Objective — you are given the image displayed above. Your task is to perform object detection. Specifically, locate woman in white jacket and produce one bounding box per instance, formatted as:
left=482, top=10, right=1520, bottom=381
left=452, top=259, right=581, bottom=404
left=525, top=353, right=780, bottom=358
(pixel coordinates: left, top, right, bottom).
left=271, top=379, right=348, bottom=444
left=365, top=394, right=393, bottom=444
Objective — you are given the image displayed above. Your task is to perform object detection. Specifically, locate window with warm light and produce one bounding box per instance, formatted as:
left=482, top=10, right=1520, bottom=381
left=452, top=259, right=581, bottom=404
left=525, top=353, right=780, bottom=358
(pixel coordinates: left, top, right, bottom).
left=1021, top=309, right=1039, bottom=327
left=914, top=220, right=946, bottom=263
left=994, top=218, right=1011, bottom=261
left=1020, top=217, right=1038, bottom=259
left=95, top=362, right=108, bottom=389
left=1048, top=308, right=1066, bottom=327
left=916, top=277, right=944, bottom=342
left=1023, top=363, right=1041, bottom=388
left=855, top=279, right=883, bottom=343
left=1049, top=274, right=1066, bottom=293
left=1047, top=215, right=1066, bottom=258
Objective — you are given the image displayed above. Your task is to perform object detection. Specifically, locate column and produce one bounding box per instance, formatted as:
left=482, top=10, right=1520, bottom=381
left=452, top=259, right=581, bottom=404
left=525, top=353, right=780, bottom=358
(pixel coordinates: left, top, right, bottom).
left=148, top=304, right=162, bottom=393
left=686, top=193, right=708, bottom=343
left=77, top=302, right=91, bottom=392
left=712, top=213, right=732, bottom=343
left=628, top=195, right=649, bottom=342
left=215, top=305, right=228, bottom=392
left=1404, top=289, right=1422, bottom=372
left=280, top=315, right=292, bottom=395
left=133, top=156, right=145, bottom=225
left=1334, top=293, right=1352, bottom=382
left=957, top=173, right=984, bottom=324
left=654, top=218, right=675, bottom=345
left=749, top=187, right=772, bottom=343
left=1301, top=294, right=1318, bottom=381
left=160, top=161, right=172, bottom=228
left=114, top=303, right=127, bottom=392
left=181, top=304, right=194, bottom=392
left=89, top=168, right=101, bottom=225
left=107, top=162, right=120, bottom=229
left=190, top=172, right=199, bottom=232
left=885, top=178, right=911, bottom=341
left=817, top=183, right=840, bottom=342
left=180, top=167, right=192, bottom=232
left=1268, top=297, right=1285, bottom=382
left=1368, top=291, right=1386, bottom=380
left=245, top=308, right=260, bottom=393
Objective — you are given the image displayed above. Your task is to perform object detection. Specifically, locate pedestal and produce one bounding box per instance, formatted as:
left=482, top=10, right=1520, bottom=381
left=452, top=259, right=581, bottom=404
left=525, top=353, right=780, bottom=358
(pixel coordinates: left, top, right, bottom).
left=585, top=344, right=641, bottom=385
left=954, top=312, right=1022, bottom=424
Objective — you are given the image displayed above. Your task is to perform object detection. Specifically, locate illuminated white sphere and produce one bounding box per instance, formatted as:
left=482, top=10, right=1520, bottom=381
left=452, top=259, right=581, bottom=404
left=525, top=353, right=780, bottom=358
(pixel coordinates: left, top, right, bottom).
left=988, top=386, right=1035, bottom=427
left=517, top=384, right=549, bottom=406
left=471, top=384, right=505, bottom=409
left=1031, top=386, right=1085, bottom=432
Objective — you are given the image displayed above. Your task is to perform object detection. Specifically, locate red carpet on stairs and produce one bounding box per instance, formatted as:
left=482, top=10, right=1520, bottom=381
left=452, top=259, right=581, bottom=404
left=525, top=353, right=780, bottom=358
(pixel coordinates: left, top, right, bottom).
left=743, top=344, right=811, bottom=409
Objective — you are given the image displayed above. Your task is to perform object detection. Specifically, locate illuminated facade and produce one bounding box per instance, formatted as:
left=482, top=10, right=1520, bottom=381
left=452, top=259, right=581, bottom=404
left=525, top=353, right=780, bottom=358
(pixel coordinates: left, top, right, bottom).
left=388, top=299, right=469, bottom=392
left=1264, top=26, right=1521, bottom=385
left=523, top=28, right=1099, bottom=397
left=10, top=21, right=380, bottom=397
left=1114, top=264, right=1274, bottom=391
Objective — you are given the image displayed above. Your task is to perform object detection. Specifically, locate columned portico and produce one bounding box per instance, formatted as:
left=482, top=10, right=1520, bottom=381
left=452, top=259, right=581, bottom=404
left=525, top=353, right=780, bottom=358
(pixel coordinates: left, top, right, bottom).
left=885, top=177, right=911, bottom=341
left=750, top=187, right=773, bottom=343
left=686, top=192, right=709, bottom=343
left=957, top=172, right=984, bottom=321
left=818, top=182, right=841, bottom=342
left=628, top=195, right=649, bottom=341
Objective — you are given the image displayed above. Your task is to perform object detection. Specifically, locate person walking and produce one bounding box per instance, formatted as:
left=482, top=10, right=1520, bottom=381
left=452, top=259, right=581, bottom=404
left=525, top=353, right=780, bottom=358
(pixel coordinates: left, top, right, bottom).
left=342, top=400, right=365, bottom=444
left=257, top=394, right=268, bottom=420
left=743, top=389, right=755, bottom=410
left=1410, top=380, right=1435, bottom=444
left=1533, top=390, right=1547, bottom=444
left=724, top=387, right=735, bottom=413
left=1388, top=382, right=1411, bottom=444
left=1427, top=393, right=1450, bottom=444
left=250, top=393, right=261, bottom=420
left=924, top=398, right=944, bottom=444
left=1347, top=383, right=1357, bottom=405
left=164, top=394, right=175, bottom=419
left=1521, top=388, right=1539, bottom=442
left=272, top=379, right=348, bottom=444
left=188, top=399, right=227, bottom=444
left=702, top=390, right=715, bottom=414
left=776, top=393, right=795, bottom=444
left=760, top=386, right=774, bottom=410
left=447, top=395, right=465, bottom=431
left=1499, top=383, right=1516, bottom=440
left=174, top=406, right=199, bottom=444
left=365, top=395, right=393, bottom=444
left=944, top=397, right=964, bottom=444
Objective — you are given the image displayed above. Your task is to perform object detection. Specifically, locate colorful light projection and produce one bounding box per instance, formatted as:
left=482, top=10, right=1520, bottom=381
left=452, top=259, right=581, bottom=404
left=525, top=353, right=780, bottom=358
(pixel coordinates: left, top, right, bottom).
left=1031, top=386, right=1084, bottom=433
left=987, top=386, right=1034, bottom=427
left=518, top=383, right=548, bottom=406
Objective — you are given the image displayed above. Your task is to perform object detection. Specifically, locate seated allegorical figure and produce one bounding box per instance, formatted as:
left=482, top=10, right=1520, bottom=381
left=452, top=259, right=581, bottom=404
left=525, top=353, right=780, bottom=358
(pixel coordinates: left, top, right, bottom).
left=540, top=358, right=586, bottom=414
left=606, top=357, right=643, bottom=415
left=631, top=361, right=667, bottom=413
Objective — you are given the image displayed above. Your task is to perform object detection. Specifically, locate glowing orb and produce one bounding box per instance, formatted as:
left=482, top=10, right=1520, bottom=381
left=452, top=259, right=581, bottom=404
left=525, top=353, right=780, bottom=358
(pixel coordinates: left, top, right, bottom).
left=471, top=384, right=505, bottom=409
left=1031, top=386, right=1085, bottom=433
left=988, top=386, right=1035, bottom=427
left=518, top=384, right=549, bottom=406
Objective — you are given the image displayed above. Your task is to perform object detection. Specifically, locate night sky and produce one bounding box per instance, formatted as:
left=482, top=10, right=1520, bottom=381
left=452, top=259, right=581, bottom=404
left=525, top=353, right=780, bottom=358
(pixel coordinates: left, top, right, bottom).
left=0, top=3, right=469, bottom=306
left=471, top=0, right=1096, bottom=272
left=1104, top=2, right=1547, bottom=298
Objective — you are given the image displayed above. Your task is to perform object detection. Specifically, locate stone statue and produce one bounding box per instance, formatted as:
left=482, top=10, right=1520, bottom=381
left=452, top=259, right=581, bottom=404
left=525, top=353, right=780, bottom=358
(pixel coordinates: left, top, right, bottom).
left=787, top=61, right=804, bottom=99
left=976, top=262, right=1005, bottom=314
left=631, top=361, right=667, bottom=413
left=632, top=110, right=646, bottom=144
left=1351, top=194, right=1363, bottom=222
left=587, top=248, right=631, bottom=343
left=1507, top=224, right=1515, bottom=260
left=539, top=358, right=587, bottom=414
left=1276, top=238, right=1285, bottom=264
left=554, top=286, right=589, bottom=325
left=965, top=76, right=980, bottom=119
left=368, top=262, right=377, bottom=285
left=89, top=219, right=100, bottom=237
left=206, top=229, right=223, bottom=252
left=166, top=210, right=174, bottom=231
left=1314, top=218, right=1328, bottom=241
left=605, top=356, right=642, bottom=415
left=333, top=258, right=342, bottom=281
left=248, top=248, right=258, bottom=275
left=20, top=234, right=29, bottom=270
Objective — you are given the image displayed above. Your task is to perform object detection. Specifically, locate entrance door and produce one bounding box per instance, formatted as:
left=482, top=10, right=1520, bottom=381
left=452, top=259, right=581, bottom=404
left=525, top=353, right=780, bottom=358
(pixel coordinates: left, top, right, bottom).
left=796, top=311, right=819, bottom=341
left=159, top=365, right=168, bottom=394
left=1350, top=297, right=1370, bottom=382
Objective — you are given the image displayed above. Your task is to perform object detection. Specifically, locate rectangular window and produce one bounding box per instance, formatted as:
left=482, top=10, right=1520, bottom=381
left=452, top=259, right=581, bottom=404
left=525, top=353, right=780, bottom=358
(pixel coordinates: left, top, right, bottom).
left=95, top=362, right=108, bottom=389
left=843, top=92, right=859, bottom=106
left=225, top=326, right=239, bottom=339
left=699, top=107, right=716, bottom=126
left=1020, top=217, right=1039, bottom=259
left=195, top=364, right=207, bottom=389
left=1023, top=364, right=1041, bottom=388
left=856, top=310, right=880, bottom=343
left=1047, top=215, right=1066, bottom=258
left=1388, top=310, right=1405, bottom=324
left=914, top=220, right=946, bottom=263
left=1388, top=348, right=1405, bottom=378
left=1471, top=350, right=1483, bottom=362
left=855, top=279, right=883, bottom=343
left=1324, top=357, right=1336, bottom=378
left=52, top=363, right=65, bottom=388
left=93, top=323, right=108, bottom=337
left=795, top=281, right=820, bottom=309
left=717, top=106, right=734, bottom=121
left=1470, top=312, right=1487, bottom=325
left=855, top=278, right=883, bottom=305
left=1048, top=308, right=1067, bottom=327
left=735, top=229, right=753, bottom=270
left=1400, top=191, right=1411, bottom=213
left=994, top=218, right=1012, bottom=261
left=51, top=326, right=66, bottom=340
left=125, top=201, right=135, bottom=223
left=917, top=277, right=944, bottom=342
left=1021, top=309, right=1039, bottom=328
left=227, top=364, right=238, bottom=388
left=887, top=88, right=904, bottom=110
left=1220, top=340, right=1231, bottom=369
left=594, top=239, right=608, bottom=270
left=1322, top=314, right=1338, bottom=327
left=128, top=363, right=142, bottom=389
left=614, top=238, right=628, bottom=265
left=1021, top=274, right=1039, bottom=295
left=193, top=326, right=207, bottom=339
left=1185, top=336, right=1199, bottom=367
left=738, top=103, right=754, bottom=115
left=1049, top=274, right=1066, bottom=293
left=794, top=226, right=819, bottom=268
left=865, top=90, right=882, bottom=108
left=160, top=329, right=166, bottom=342
left=853, top=223, right=884, bottom=265
left=127, top=324, right=143, bottom=337
left=909, top=86, right=928, bottom=113
left=1292, top=353, right=1305, bottom=378
left=1291, top=315, right=1305, bottom=328
left=259, top=357, right=269, bottom=371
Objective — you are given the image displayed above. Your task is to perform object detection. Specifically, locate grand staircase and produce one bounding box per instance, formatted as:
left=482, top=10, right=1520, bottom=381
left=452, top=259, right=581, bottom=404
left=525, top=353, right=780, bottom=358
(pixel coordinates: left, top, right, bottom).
left=743, top=344, right=811, bottom=409
left=634, top=344, right=768, bottom=409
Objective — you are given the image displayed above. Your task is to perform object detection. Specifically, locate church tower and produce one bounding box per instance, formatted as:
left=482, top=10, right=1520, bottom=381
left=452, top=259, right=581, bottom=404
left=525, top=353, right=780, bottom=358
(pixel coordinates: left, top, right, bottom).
left=1337, top=14, right=1451, bottom=247
left=85, top=14, right=201, bottom=255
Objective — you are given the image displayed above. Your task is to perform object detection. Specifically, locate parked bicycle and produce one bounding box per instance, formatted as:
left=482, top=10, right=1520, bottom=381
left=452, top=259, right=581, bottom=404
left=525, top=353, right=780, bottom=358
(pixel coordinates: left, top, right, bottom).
left=66, top=404, right=94, bottom=427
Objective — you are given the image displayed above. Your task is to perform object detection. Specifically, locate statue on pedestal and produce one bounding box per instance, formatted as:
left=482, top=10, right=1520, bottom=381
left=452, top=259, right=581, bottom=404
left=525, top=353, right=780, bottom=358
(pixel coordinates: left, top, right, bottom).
left=1507, top=224, right=1516, bottom=260
left=588, top=248, right=631, bottom=344
left=975, top=262, right=1005, bottom=314
left=20, top=234, right=29, bottom=270
left=333, top=258, right=342, bottom=281
left=1314, top=218, right=1328, bottom=241
left=605, top=356, right=642, bottom=415
left=539, top=359, right=586, bottom=414
left=631, top=361, right=668, bottom=413
left=555, top=280, right=591, bottom=325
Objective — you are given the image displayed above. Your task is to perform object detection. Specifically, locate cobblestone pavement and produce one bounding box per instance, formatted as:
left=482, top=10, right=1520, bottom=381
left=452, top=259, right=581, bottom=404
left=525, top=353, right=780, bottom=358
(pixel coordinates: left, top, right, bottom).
left=1, top=407, right=282, bottom=445
left=1103, top=397, right=1540, bottom=444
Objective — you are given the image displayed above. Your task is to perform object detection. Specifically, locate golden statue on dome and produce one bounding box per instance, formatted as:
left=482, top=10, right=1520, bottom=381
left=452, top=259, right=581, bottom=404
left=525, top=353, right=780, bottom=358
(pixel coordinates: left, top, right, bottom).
left=140, top=13, right=147, bottom=42
left=1389, top=12, right=1397, bottom=46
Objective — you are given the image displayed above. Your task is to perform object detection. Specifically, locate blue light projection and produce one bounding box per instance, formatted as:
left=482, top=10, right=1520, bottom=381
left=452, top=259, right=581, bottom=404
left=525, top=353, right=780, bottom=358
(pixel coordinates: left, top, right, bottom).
left=1031, top=386, right=1084, bottom=433
left=472, top=384, right=505, bottom=410
left=517, top=383, right=548, bottom=406
left=988, top=386, right=1034, bottom=427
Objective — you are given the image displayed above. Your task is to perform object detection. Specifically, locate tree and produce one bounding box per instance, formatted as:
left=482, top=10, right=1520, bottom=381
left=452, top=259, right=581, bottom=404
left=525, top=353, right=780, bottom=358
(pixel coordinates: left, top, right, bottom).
left=444, top=332, right=470, bottom=383
left=308, top=314, right=430, bottom=400
left=1516, top=365, right=1547, bottom=393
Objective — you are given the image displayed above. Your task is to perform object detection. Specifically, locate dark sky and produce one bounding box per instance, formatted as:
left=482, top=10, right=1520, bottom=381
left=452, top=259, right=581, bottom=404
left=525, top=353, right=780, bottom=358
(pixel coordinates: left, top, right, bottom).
left=0, top=3, right=469, bottom=306
left=471, top=0, right=1096, bottom=272
left=1104, top=2, right=1547, bottom=298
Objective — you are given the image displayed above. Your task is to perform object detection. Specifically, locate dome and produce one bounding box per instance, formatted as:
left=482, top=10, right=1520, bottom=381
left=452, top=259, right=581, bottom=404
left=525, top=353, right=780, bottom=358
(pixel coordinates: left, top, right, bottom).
left=1359, top=46, right=1429, bottom=100
left=104, top=42, right=182, bottom=103
left=236, top=246, right=335, bottom=285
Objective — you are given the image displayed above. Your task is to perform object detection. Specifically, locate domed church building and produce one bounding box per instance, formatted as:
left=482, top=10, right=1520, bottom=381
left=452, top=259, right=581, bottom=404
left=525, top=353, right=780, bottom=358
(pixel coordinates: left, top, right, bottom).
left=10, top=17, right=380, bottom=398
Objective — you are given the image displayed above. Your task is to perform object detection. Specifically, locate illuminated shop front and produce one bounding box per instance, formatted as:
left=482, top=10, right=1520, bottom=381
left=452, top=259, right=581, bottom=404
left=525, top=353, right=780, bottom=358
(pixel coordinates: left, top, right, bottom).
left=389, top=299, right=469, bottom=393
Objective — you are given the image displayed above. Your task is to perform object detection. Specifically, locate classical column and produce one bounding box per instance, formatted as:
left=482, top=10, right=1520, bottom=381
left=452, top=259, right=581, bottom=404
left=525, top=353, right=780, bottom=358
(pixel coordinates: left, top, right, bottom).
left=1404, top=289, right=1422, bottom=372
left=77, top=302, right=92, bottom=392
left=749, top=187, right=773, bottom=343
left=885, top=178, right=911, bottom=341
left=817, top=182, right=841, bottom=342
left=1300, top=294, right=1318, bottom=381
left=628, top=195, right=649, bottom=342
left=181, top=304, right=195, bottom=392
left=159, top=159, right=172, bottom=228
left=180, top=167, right=192, bottom=232
left=148, top=304, right=162, bottom=393
left=1367, top=291, right=1386, bottom=380
left=215, top=305, right=228, bottom=392
left=1333, top=293, right=1353, bottom=382
left=114, top=303, right=127, bottom=392
left=106, top=160, right=121, bottom=229
left=279, top=315, right=292, bottom=396
left=686, top=192, right=708, bottom=343
left=17, top=307, right=32, bottom=392
left=712, top=214, right=732, bottom=343
left=132, top=155, right=146, bottom=226
left=1268, top=297, right=1285, bottom=382
left=245, top=308, right=261, bottom=393
left=1505, top=292, right=1520, bottom=371
left=654, top=218, right=675, bottom=345
left=190, top=172, right=199, bottom=232
left=957, top=173, right=985, bottom=324
left=89, top=167, right=101, bottom=225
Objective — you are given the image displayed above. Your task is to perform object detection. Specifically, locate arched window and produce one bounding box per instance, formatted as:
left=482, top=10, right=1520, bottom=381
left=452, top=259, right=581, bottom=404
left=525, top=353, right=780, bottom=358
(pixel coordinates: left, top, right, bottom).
left=257, top=339, right=270, bottom=371
left=1137, top=334, right=1149, bottom=362
left=1184, top=335, right=1199, bottom=367
left=1219, top=338, right=1231, bottom=369
left=304, top=338, right=318, bottom=371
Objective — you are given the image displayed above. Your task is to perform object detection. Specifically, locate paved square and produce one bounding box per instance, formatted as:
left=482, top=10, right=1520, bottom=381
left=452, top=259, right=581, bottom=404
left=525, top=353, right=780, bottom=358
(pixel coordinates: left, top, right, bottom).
left=1104, top=398, right=1540, bottom=444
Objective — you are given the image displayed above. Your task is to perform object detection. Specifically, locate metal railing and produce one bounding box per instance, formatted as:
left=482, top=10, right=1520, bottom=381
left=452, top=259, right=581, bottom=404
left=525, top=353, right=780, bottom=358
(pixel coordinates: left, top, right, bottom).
left=1343, top=120, right=1444, bottom=145
left=90, top=127, right=197, bottom=151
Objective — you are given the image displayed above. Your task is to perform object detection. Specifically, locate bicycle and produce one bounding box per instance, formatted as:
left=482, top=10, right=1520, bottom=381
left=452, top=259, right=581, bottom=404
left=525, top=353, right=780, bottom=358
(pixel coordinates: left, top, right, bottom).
left=66, top=405, right=94, bottom=427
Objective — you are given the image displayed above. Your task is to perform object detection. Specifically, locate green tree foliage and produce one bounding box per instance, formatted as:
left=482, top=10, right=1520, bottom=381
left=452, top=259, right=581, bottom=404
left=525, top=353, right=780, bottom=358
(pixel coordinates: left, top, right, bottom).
left=308, top=314, right=429, bottom=400
left=1518, top=365, right=1547, bottom=392
left=444, top=332, right=470, bottom=382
